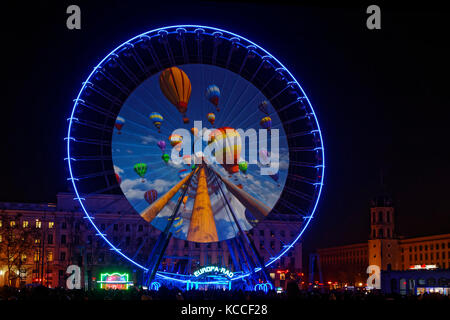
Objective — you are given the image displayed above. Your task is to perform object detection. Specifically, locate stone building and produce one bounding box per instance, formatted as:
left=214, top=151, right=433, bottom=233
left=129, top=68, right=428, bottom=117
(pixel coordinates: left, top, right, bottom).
left=0, top=193, right=302, bottom=289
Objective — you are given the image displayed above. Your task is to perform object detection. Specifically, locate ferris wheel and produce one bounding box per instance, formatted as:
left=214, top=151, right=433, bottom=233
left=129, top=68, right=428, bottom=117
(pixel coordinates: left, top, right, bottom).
left=66, top=25, right=325, bottom=288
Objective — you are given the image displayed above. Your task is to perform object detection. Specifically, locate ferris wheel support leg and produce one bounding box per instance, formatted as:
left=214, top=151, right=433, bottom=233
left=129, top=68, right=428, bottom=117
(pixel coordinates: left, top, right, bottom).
left=209, top=166, right=272, bottom=287
left=143, top=169, right=199, bottom=287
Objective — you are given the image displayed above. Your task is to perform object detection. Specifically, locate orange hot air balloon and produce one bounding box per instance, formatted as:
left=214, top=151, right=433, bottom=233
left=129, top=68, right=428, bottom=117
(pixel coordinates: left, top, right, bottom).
left=209, top=127, right=241, bottom=175
left=207, top=113, right=215, bottom=126
left=169, top=134, right=183, bottom=151
left=159, top=67, right=191, bottom=116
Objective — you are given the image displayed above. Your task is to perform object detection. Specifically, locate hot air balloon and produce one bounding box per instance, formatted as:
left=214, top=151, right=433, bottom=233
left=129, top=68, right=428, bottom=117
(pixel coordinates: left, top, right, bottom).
left=209, top=127, right=241, bottom=175
left=206, top=84, right=220, bottom=111
left=144, top=190, right=158, bottom=204
left=149, top=112, right=164, bottom=132
left=191, top=127, right=199, bottom=137
left=157, top=140, right=166, bottom=153
left=134, top=163, right=148, bottom=182
left=161, top=153, right=170, bottom=164
left=115, top=116, right=125, bottom=134
left=115, top=173, right=121, bottom=185
left=159, top=67, right=191, bottom=119
left=178, top=169, right=189, bottom=180
left=260, top=116, right=272, bottom=132
left=239, top=160, right=248, bottom=175
left=207, top=113, right=215, bottom=126
left=169, top=134, right=183, bottom=152
left=258, top=100, right=270, bottom=115
left=183, top=117, right=189, bottom=124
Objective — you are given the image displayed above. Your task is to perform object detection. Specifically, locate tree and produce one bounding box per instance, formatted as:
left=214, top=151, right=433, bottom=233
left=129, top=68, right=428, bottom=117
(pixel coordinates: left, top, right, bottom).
left=0, top=213, right=41, bottom=287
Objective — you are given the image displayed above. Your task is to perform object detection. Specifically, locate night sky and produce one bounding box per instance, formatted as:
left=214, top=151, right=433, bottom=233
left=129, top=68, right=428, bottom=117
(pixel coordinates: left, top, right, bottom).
left=2, top=1, right=449, bottom=254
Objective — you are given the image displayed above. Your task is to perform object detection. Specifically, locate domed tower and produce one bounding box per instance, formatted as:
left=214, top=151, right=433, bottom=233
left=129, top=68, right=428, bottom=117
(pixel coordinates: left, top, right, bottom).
left=368, top=190, right=400, bottom=271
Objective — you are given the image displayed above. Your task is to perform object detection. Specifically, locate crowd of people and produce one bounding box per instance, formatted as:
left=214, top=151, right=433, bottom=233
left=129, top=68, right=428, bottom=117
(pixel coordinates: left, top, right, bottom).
left=0, top=283, right=448, bottom=302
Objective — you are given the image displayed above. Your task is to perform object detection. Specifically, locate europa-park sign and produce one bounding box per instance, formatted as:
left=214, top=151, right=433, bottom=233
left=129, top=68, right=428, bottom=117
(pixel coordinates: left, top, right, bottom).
left=193, top=266, right=234, bottom=279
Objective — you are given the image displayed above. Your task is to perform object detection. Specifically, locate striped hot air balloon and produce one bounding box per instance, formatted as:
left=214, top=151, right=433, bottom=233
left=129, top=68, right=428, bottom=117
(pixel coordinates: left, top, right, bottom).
left=159, top=67, right=191, bottom=120
left=144, top=190, right=158, bottom=204
left=209, top=127, right=241, bottom=175
left=149, top=112, right=164, bottom=132
left=260, top=116, right=272, bottom=132
left=206, top=85, right=220, bottom=111
left=134, top=163, right=147, bottom=182
left=207, top=113, right=215, bottom=126
left=169, top=134, right=183, bottom=151
left=115, top=116, right=125, bottom=134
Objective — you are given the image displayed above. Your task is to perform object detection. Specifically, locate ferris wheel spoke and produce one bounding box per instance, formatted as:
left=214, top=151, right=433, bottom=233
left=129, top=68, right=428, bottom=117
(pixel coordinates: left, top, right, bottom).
left=175, top=28, right=190, bottom=64
left=96, top=69, right=132, bottom=95
left=71, top=117, right=113, bottom=133
left=76, top=99, right=117, bottom=119
left=83, top=82, right=122, bottom=105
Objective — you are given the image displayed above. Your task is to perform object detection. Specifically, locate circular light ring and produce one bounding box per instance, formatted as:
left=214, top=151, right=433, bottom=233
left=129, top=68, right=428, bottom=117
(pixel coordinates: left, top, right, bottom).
left=66, top=25, right=325, bottom=279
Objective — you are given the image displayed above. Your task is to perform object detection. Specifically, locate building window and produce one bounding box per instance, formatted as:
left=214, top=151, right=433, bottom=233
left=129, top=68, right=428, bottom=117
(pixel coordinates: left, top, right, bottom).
left=378, top=211, right=383, bottom=223
left=386, top=211, right=390, bottom=223
left=425, top=245, right=428, bottom=251
left=61, top=235, right=66, bottom=244
left=138, top=225, right=143, bottom=232
left=372, top=229, right=376, bottom=238
left=10, top=221, right=16, bottom=227
left=47, top=234, right=53, bottom=245
left=35, top=219, right=42, bottom=228
left=61, top=222, right=67, bottom=229
left=113, top=224, right=118, bottom=231
left=260, top=241, right=264, bottom=250
left=259, top=230, right=264, bottom=237
left=126, top=224, right=130, bottom=232
left=378, top=229, right=383, bottom=238
left=23, top=220, right=29, bottom=228
left=34, top=251, right=40, bottom=262
left=47, top=251, right=53, bottom=262
left=35, top=238, right=40, bottom=244
left=280, top=230, right=285, bottom=237
left=48, top=222, right=54, bottom=229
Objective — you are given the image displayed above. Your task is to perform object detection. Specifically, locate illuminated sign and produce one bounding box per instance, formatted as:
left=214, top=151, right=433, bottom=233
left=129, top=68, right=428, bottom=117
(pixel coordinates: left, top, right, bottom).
left=254, top=282, right=273, bottom=293
left=193, top=266, right=233, bottom=278
left=97, top=272, right=133, bottom=290
left=409, top=264, right=438, bottom=270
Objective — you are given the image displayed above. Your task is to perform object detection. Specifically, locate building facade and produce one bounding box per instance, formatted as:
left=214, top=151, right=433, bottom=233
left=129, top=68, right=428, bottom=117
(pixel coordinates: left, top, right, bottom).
left=0, top=193, right=302, bottom=289
left=316, top=194, right=450, bottom=287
